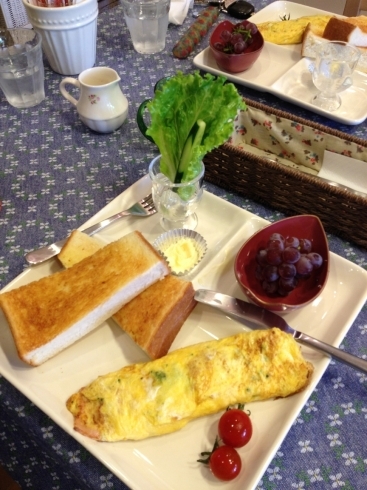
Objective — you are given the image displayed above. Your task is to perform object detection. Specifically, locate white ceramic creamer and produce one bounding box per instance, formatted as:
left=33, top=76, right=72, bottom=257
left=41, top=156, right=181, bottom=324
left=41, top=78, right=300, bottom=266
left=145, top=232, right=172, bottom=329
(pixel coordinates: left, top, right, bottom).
left=59, top=67, right=129, bottom=133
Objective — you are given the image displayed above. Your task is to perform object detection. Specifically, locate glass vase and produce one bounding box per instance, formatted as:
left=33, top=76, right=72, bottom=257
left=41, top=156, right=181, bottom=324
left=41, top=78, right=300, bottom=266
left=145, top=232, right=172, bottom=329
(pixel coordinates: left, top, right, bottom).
left=149, top=155, right=205, bottom=231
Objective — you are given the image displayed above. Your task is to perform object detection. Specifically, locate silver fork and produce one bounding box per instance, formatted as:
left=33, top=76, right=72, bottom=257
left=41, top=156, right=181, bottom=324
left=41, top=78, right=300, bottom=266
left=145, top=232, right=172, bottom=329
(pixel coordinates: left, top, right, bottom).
left=25, top=194, right=156, bottom=265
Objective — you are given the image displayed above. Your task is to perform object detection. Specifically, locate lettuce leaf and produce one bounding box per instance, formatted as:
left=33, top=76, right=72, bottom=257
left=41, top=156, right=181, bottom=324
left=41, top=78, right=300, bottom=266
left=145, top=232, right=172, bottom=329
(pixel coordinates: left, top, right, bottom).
left=146, top=71, right=246, bottom=183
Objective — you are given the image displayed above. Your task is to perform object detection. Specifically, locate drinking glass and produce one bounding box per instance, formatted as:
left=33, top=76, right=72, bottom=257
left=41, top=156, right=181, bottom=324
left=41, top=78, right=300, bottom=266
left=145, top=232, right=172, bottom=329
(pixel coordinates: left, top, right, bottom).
left=0, top=28, right=45, bottom=109
left=311, top=41, right=360, bottom=112
left=121, top=0, right=170, bottom=54
left=149, top=155, right=205, bottom=231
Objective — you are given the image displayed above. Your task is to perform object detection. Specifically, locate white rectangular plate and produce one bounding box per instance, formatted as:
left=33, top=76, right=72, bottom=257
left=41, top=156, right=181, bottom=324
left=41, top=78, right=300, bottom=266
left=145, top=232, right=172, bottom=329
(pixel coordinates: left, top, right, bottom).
left=1, top=174, right=367, bottom=490
left=193, top=1, right=367, bottom=125
left=270, top=57, right=367, bottom=123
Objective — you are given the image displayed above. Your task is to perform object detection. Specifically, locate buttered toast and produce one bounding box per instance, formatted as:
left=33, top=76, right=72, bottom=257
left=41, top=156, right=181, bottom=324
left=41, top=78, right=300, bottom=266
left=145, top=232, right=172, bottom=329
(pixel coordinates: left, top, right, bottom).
left=0, top=231, right=169, bottom=366
left=66, top=328, right=314, bottom=441
left=58, top=230, right=197, bottom=359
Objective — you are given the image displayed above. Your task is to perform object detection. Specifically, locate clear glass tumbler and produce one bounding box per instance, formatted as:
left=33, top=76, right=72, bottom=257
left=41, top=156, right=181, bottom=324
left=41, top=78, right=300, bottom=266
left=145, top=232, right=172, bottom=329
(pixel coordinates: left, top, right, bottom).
left=149, top=155, right=205, bottom=231
left=0, top=28, right=45, bottom=108
left=121, top=0, right=170, bottom=55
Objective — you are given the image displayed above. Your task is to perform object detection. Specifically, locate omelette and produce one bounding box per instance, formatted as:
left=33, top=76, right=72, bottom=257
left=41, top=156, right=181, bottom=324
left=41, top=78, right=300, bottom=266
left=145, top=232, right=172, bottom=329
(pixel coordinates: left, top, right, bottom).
left=257, top=15, right=333, bottom=44
left=66, top=328, right=313, bottom=441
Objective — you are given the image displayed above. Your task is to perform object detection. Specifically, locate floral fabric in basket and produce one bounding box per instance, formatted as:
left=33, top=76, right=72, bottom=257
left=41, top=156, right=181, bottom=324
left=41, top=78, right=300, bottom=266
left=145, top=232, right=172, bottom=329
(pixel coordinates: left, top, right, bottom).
left=229, top=105, right=367, bottom=176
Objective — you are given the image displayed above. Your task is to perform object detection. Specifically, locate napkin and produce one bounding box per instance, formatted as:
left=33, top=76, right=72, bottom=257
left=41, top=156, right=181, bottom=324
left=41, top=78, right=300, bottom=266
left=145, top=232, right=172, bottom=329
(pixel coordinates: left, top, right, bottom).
left=318, top=150, right=367, bottom=195
left=169, top=0, right=194, bottom=25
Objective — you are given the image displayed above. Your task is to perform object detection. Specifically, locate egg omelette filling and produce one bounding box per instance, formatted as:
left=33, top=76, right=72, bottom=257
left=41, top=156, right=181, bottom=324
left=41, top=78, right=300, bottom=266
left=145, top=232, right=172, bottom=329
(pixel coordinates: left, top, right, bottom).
left=257, top=15, right=332, bottom=44
left=66, top=328, right=313, bottom=441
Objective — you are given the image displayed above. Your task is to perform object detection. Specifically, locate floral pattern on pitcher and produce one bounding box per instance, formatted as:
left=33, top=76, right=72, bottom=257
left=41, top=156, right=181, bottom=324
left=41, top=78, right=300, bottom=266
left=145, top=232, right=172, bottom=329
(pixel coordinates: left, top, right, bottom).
left=88, top=94, right=100, bottom=104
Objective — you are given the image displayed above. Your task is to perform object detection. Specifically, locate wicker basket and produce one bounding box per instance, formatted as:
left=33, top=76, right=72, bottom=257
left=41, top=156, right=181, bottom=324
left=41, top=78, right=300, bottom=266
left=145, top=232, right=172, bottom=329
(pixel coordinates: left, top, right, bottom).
left=204, top=98, right=367, bottom=248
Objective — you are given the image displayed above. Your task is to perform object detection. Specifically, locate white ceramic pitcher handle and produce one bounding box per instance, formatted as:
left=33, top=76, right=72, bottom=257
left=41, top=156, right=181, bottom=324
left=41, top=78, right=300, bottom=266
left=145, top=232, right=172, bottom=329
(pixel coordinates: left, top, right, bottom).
left=59, top=77, right=81, bottom=106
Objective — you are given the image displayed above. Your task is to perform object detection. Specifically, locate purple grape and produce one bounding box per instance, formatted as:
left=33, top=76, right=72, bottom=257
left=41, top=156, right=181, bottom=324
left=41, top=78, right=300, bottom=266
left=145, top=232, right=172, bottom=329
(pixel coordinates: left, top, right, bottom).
left=278, top=277, right=298, bottom=293
left=299, top=238, right=312, bottom=253
left=278, top=262, right=296, bottom=279
left=285, top=236, right=300, bottom=248
left=217, top=20, right=257, bottom=55
left=296, top=255, right=313, bottom=276
left=214, top=42, right=225, bottom=51
left=232, top=33, right=243, bottom=44
left=266, top=248, right=282, bottom=266
left=220, top=29, right=232, bottom=42
left=254, top=231, right=323, bottom=299
left=267, top=237, right=285, bottom=252
left=307, top=252, right=323, bottom=269
left=234, top=41, right=246, bottom=54
left=248, top=23, right=258, bottom=34
left=255, top=264, right=264, bottom=281
left=263, top=265, right=279, bottom=282
left=269, top=233, right=284, bottom=243
left=256, top=248, right=268, bottom=266
left=282, top=247, right=301, bottom=264
left=262, top=280, right=278, bottom=295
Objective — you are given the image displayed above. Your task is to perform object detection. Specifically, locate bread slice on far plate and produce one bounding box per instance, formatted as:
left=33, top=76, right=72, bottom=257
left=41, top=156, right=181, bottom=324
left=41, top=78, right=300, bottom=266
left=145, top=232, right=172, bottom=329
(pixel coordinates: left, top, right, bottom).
left=301, top=19, right=367, bottom=74
left=324, top=16, right=367, bottom=47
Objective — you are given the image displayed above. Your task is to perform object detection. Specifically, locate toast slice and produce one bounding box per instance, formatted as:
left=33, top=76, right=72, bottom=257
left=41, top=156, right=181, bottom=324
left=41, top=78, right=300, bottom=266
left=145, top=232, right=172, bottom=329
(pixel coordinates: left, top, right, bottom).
left=58, top=230, right=197, bottom=359
left=323, top=16, right=367, bottom=47
left=112, top=275, right=196, bottom=359
left=0, top=231, right=169, bottom=366
left=58, top=229, right=102, bottom=268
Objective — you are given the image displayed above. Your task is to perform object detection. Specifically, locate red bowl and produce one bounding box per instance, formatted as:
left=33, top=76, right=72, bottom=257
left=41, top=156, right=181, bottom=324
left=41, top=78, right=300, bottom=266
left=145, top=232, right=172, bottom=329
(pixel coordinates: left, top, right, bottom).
left=210, top=20, right=264, bottom=73
left=234, top=215, right=330, bottom=312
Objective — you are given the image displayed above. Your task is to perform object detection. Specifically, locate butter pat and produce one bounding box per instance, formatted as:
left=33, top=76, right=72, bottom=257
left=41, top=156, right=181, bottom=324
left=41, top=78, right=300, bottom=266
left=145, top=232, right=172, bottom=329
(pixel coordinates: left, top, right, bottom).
left=153, top=229, right=207, bottom=276
left=164, top=238, right=199, bottom=274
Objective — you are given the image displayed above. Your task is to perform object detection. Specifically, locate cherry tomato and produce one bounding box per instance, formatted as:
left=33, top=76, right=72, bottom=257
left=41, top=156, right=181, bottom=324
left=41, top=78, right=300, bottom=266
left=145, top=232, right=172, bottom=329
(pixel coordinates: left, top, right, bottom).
left=218, top=408, right=253, bottom=448
left=209, top=445, right=242, bottom=481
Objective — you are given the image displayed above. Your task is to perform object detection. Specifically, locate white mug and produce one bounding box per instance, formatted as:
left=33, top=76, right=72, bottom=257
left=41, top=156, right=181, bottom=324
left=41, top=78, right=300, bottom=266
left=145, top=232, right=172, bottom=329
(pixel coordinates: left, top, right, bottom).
left=60, top=67, right=129, bottom=133
left=22, top=0, right=98, bottom=76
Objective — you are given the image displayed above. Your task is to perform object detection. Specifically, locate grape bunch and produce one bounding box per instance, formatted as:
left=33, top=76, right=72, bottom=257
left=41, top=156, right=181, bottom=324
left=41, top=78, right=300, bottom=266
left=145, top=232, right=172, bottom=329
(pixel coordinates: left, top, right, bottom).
left=213, top=21, right=259, bottom=55
left=255, top=233, right=324, bottom=297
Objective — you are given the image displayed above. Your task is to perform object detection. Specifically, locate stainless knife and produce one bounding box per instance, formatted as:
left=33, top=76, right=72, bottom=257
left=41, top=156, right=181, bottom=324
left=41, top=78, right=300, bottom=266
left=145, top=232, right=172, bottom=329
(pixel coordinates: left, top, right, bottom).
left=194, top=289, right=367, bottom=375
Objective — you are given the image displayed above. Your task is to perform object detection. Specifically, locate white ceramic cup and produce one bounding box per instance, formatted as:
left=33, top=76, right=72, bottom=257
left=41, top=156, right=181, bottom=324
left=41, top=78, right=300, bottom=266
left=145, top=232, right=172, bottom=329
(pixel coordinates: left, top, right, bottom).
left=22, top=0, right=98, bottom=76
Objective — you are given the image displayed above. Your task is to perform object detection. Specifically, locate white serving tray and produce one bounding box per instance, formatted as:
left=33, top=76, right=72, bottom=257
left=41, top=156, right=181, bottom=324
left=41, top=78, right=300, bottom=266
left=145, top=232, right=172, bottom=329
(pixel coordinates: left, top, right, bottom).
left=1, top=174, right=367, bottom=490
left=193, top=1, right=367, bottom=125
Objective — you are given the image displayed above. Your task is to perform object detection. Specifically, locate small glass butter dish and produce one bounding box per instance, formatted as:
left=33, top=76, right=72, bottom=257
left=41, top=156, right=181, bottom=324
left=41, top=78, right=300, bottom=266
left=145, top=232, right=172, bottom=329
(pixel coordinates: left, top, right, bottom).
left=153, top=229, right=207, bottom=276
